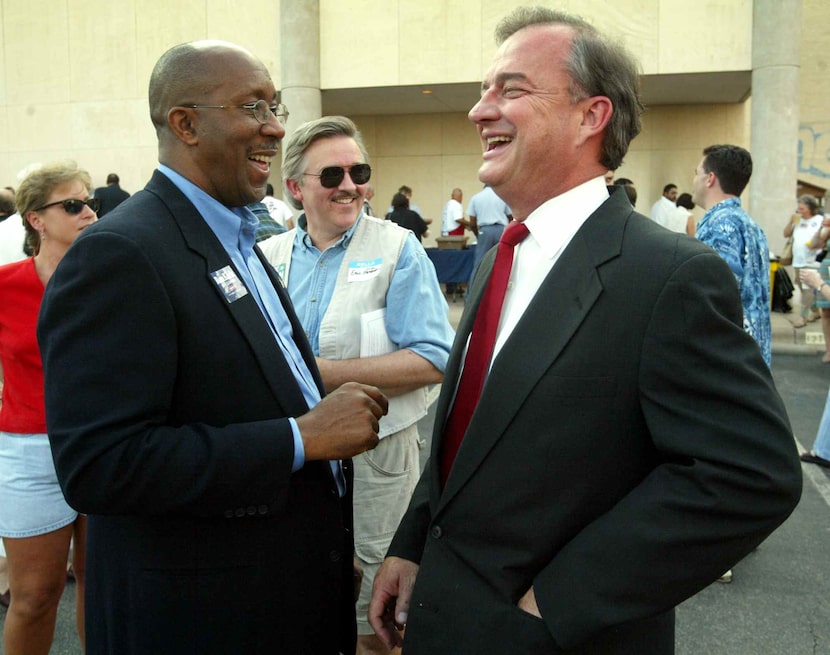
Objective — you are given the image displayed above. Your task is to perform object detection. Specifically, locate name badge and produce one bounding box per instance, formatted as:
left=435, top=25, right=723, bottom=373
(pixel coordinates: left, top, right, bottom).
left=348, top=257, right=382, bottom=282
left=210, top=265, right=249, bottom=303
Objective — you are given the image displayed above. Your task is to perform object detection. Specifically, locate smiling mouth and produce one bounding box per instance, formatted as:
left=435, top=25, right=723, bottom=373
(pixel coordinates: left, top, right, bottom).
left=332, top=195, right=358, bottom=205
left=249, top=153, right=273, bottom=170
left=486, top=136, right=512, bottom=152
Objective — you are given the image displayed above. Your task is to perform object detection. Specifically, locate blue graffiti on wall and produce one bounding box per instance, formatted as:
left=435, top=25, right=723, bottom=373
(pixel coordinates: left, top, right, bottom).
left=799, top=125, right=830, bottom=179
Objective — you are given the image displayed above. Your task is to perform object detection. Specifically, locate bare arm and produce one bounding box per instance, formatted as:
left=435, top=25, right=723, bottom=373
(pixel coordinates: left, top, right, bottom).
left=685, top=214, right=696, bottom=237
left=315, top=349, right=443, bottom=396
left=800, top=269, right=830, bottom=301
left=783, top=215, right=798, bottom=238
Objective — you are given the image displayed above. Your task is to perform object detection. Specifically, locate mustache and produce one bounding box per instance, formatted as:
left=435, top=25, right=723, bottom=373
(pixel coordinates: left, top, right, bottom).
left=247, top=142, right=281, bottom=153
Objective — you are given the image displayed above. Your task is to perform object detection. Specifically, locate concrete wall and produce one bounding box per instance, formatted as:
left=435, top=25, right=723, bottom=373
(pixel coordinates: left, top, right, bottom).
left=797, top=0, right=830, bottom=196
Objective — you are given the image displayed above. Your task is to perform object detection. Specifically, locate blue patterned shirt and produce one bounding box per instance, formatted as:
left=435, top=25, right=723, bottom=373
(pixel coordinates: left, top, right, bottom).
left=696, top=197, right=771, bottom=367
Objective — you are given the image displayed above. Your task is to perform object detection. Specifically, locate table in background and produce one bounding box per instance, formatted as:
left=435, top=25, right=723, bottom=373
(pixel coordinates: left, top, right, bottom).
left=425, top=245, right=477, bottom=301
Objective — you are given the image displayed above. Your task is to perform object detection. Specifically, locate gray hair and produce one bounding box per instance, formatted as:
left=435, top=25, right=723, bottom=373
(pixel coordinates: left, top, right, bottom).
left=798, top=194, right=819, bottom=215
left=281, top=116, right=369, bottom=210
left=495, top=6, right=643, bottom=170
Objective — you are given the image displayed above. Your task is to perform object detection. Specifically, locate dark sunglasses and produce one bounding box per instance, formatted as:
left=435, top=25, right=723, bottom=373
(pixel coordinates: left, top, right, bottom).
left=34, top=198, right=101, bottom=214
left=302, top=163, right=371, bottom=188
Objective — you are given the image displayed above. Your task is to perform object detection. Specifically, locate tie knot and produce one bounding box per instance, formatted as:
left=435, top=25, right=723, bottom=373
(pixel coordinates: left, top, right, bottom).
left=501, top=220, right=530, bottom=247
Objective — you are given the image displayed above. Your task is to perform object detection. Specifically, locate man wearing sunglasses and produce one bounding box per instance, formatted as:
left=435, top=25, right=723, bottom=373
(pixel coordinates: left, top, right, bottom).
left=261, top=115, right=454, bottom=655
left=38, top=42, right=388, bottom=655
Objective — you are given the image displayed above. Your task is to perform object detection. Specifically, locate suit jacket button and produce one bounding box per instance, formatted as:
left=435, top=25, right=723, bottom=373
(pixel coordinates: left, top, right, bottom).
left=234, top=508, right=246, bottom=517
left=329, top=550, right=342, bottom=562
left=430, top=525, right=443, bottom=539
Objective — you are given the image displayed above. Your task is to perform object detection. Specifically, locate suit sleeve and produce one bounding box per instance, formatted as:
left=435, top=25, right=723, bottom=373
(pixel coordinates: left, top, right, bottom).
left=38, top=230, right=299, bottom=518
left=533, top=251, right=802, bottom=646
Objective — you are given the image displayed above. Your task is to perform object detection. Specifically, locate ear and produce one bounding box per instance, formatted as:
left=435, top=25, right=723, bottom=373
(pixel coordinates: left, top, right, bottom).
left=167, top=107, right=199, bottom=146
left=706, top=171, right=718, bottom=190
left=25, top=210, right=42, bottom=232
left=576, top=96, right=613, bottom=145
left=285, top=178, right=304, bottom=205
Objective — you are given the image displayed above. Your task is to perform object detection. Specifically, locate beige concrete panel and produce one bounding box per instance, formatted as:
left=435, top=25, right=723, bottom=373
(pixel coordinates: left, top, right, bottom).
left=0, top=106, right=7, bottom=154
left=206, top=0, right=280, bottom=75
left=0, top=10, right=5, bottom=107
left=647, top=104, right=748, bottom=153
left=441, top=113, right=480, bottom=155
left=631, top=109, right=654, bottom=152
left=799, top=0, right=830, bottom=122
left=658, top=0, right=751, bottom=73
left=71, top=99, right=154, bottom=154
left=351, top=116, right=380, bottom=161
left=798, top=0, right=830, bottom=193
left=398, top=1, right=483, bottom=85
left=4, top=0, right=71, bottom=103
left=6, top=102, right=73, bottom=153
left=372, top=154, right=443, bottom=221
left=648, top=106, right=709, bottom=150
left=69, top=0, right=138, bottom=102
left=320, top=0, right=399, bottom=87
left=82, top=145, right=158, bottom=195
left=612, top=148, right=650, bottom=213
left=135, top=0, right=207, bottom=99
left=374, top=114, right=443, bottom=157
left=441, top=153, right=485, bottom=202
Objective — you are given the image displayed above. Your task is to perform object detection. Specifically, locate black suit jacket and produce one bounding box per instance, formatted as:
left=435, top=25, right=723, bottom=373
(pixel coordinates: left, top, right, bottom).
left=39, top=171, right=356, bottom=654
left=93, top=183, right=130, bottom=217
left=388, top=189, right=802, bottom=654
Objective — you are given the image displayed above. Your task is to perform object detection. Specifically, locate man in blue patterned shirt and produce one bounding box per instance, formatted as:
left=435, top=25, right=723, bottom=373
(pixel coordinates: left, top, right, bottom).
left=694, top=144, right=771, bottom=367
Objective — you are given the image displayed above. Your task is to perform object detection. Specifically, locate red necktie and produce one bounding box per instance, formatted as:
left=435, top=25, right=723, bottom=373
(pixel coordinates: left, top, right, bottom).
left=440, top=220, right=530, bottom=487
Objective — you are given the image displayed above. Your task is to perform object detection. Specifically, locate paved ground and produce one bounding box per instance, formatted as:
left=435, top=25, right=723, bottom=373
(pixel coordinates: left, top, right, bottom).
left=3, top=302, right=830, bottom=654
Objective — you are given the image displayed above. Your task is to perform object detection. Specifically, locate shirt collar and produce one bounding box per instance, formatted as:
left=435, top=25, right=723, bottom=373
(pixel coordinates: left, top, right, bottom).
left=295, top=211, right=365, bottom=252
left=157, top=164, right=258, bottom=253
left=700, top=196, right=742, bottom=227
left=522, top=175, right=609, bottom=259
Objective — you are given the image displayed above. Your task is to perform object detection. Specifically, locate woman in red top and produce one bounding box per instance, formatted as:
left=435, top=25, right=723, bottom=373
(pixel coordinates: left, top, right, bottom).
left=0, top=161, right=98, bottom=654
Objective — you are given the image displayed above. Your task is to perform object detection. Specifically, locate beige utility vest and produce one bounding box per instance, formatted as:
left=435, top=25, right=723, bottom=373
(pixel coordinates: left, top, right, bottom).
left=262, top=215, right=429, bottom=437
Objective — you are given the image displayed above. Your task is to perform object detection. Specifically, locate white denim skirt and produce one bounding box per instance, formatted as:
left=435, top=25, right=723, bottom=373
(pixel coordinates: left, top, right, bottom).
left=0, top=432, right=78, bottom=538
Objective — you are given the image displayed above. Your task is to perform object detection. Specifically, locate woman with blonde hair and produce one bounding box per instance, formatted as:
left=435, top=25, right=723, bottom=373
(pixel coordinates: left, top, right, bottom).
left=0, top=161, right=98, bottom=654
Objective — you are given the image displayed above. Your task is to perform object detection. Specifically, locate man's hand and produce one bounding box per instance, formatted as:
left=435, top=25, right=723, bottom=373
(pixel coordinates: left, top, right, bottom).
left=296, top=382, right=388, bottom=460
left=517, top=585, right=542, bottom=618
left=369, top=556, right=419, bottom=650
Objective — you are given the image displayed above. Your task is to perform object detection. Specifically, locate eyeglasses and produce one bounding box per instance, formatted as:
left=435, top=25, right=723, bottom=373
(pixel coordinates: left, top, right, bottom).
left=188, top=100, right=289, bottom=125
left=302, top=164, right=372, bottom=188
left=34, top=198, right=100, bottom=214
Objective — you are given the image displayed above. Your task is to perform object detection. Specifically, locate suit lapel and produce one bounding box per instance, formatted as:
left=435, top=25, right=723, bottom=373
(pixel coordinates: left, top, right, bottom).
left=146, top=172, right=316, bottom=414
left=435, top=192, right=631, bottom=510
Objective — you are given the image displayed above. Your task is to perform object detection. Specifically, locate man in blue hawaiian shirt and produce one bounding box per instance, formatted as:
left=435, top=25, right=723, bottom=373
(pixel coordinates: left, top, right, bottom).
left=694, top=144, right=771, bottom=367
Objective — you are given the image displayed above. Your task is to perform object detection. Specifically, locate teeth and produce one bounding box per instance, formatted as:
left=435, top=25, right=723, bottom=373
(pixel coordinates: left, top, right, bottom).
left=333, top=197, right=354, bottom=204
left=249, top=154, right=273, bottom=163
left=487, top=136, right=512, bottom=145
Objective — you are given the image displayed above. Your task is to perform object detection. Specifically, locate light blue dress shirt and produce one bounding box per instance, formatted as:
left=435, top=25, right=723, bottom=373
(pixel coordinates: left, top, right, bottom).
left=286, top=214, right=454, bottom=371
left=157, top=165, right=324, bottom=475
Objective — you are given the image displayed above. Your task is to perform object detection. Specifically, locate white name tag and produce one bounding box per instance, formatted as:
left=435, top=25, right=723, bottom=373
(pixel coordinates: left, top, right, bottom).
left=347, top=257, right=382, bottom=282
left=210, top=265, right=249, bottom=303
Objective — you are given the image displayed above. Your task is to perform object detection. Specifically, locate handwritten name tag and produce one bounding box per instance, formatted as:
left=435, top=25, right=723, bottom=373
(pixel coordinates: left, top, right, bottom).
left=347, top=257, right=382, bottom=282
left=210, top=265, right=249, bottom=303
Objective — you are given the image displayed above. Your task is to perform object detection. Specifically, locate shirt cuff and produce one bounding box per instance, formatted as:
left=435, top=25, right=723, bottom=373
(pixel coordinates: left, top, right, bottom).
left=289, top=417, right=305, bottom=471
